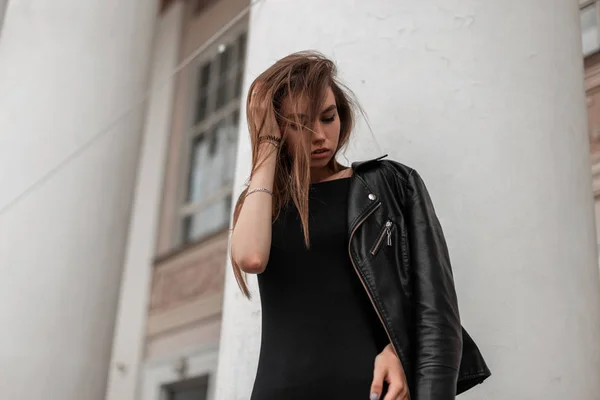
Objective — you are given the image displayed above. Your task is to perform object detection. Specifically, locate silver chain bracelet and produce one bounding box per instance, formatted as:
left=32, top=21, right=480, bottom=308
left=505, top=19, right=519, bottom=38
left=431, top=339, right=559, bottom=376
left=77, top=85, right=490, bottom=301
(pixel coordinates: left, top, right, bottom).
left=246, top=187, right=273, bottom=197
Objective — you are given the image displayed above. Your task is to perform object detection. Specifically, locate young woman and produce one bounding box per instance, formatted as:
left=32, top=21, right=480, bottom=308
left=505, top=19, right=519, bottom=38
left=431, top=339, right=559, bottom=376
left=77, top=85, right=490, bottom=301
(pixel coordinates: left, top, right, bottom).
left=230, top=51, right=490, bottom=400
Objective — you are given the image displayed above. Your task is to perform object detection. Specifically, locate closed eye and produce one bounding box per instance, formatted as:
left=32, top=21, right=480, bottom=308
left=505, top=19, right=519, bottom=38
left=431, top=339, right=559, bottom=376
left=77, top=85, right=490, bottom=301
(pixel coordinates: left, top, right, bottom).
left=288, top=119, right=307, bottom=131
left=321, top=113, right=336, bottom=124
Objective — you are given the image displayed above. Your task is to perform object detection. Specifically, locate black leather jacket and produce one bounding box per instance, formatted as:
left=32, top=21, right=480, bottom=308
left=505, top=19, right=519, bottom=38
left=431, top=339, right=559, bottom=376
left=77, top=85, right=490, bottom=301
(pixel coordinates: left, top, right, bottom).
left=349, top=156, right=491, bottom=399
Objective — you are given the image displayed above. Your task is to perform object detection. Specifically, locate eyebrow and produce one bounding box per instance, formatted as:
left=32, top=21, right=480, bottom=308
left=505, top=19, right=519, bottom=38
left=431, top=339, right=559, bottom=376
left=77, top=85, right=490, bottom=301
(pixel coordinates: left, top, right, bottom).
left=321, top=104, right=337, bottom=114
left=285, top=113, right=308, bottom=120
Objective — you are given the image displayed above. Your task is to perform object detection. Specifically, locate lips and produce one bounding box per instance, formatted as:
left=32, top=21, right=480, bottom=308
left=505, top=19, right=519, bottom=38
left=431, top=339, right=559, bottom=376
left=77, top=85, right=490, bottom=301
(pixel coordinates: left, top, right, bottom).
left=311, top=148, right=331, bottom=160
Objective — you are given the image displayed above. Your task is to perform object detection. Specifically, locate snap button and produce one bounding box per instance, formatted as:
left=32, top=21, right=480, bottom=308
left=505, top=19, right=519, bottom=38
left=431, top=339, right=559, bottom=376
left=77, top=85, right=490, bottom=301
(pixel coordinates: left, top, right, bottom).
left=368, top=193, right=376, bottom=201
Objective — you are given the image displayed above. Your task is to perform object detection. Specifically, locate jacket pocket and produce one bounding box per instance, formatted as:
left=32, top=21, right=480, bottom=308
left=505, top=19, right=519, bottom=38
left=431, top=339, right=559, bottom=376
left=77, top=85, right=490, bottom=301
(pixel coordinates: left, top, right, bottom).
left=370, top=220, right=394, bottom=256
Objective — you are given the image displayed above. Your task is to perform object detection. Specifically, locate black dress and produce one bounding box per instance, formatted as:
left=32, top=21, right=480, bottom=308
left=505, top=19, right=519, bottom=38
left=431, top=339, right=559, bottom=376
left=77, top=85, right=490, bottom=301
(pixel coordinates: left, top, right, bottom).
left=251, top=178, right=390, bottom=400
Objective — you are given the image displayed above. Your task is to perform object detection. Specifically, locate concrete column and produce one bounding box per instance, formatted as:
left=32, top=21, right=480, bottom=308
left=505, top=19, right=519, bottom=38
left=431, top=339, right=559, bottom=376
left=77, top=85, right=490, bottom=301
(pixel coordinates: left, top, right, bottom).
left=0, top=1, right=158, bottom=399
left=216, top=1, right=600, bottom=399
left=104, top=3, right=184, bottom=400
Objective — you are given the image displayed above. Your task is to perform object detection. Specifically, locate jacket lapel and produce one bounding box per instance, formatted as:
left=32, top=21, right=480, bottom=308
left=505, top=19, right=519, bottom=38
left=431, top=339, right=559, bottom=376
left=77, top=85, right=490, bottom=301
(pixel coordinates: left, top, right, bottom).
left=347, top=154, right=387, bottom=233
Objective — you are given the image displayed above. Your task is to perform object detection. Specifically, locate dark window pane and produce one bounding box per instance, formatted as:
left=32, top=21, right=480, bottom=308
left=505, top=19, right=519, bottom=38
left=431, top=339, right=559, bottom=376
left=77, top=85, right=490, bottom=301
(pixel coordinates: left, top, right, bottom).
left=219, top=45, right=231, bottom=75
left=200, top=62, right=211, bottom=88
left=195, top=61, right=214, bottom=122
left=232, top=109, right=240, bottom=127
left=182, top=216, right=193, bottom=244
left=208, top=129, right=218, bottom=157
left=216, top=46, right=233, bottom=108
left=211, top=120, right=225, bottom=155
left=234, top=70, right=243, bottom=98
left=195, top=95, right=207, bottom=123
left=237, top=32, right=247, bottom=63
left=216, top=81, right=228, bottom=109
left=187, top=134, right=205, bottom=202
left=222, top=115, right=238, bottom=186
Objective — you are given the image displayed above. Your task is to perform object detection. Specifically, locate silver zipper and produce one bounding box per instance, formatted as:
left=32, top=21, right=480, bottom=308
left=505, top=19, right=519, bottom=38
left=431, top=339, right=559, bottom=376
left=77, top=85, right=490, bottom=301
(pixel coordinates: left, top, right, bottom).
left=348, top=203, right=411, bottom=399
left=370, top=220, right=393, bottom=256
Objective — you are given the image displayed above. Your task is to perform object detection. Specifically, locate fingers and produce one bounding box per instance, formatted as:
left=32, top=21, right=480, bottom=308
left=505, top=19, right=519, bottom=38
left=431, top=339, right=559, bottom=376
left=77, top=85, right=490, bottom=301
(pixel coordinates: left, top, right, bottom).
left=248, top=81, right=270, bottom=110
left=373, top=357, right=408, bottom=400
left=382, top=382, right=409, bottom=400
left=248, top=83, right=282, bottom=139
left=370, top=360, right=386, bottom=400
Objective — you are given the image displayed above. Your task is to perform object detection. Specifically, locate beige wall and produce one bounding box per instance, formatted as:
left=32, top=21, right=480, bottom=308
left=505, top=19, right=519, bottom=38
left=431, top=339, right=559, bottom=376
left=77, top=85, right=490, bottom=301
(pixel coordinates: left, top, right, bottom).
left=147, top=232, right=227, bottom=361
left=143, top=0, right=248, bottom=386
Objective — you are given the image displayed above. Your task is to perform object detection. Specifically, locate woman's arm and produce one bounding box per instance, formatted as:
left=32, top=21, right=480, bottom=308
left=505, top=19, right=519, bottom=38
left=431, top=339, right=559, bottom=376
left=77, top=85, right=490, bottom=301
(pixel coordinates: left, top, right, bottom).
left=230, top=143, right=277, bottom=274
left=406, top=170, right=462, bottom=399
left=230, top=85, right=280, bottom=274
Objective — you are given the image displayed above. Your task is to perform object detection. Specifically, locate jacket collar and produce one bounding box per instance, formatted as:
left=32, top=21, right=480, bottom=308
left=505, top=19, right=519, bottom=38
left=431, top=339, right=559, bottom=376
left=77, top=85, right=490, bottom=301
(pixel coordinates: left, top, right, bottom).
left=347, top=155, right=387, bottom=229
left=351, top=154, right=388, bottom=172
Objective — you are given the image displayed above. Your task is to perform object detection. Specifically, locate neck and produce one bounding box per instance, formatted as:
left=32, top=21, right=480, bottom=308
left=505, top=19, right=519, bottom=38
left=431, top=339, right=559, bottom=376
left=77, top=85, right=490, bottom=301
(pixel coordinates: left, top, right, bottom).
left=310, top=165, right=335, bottom=183
left=310, top=162, right=349, bottom=183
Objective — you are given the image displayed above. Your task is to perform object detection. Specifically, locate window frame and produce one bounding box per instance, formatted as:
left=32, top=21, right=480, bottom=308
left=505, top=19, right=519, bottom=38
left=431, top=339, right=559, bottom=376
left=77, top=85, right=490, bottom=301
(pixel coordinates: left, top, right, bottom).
left=581, top=0, right=600, bottom=57
left=174, top=17, right=248, bottom=247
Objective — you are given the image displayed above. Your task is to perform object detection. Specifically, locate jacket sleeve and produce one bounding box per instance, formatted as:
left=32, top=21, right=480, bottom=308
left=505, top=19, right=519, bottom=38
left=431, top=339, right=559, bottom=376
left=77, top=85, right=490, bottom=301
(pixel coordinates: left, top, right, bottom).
left=405, top=170, right=462, bottom=399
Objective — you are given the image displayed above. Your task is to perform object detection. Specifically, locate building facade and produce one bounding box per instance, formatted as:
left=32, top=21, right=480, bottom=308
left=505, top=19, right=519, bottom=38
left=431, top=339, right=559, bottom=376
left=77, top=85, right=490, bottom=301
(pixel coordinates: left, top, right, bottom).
left=106, top=1, right=249, bottom=399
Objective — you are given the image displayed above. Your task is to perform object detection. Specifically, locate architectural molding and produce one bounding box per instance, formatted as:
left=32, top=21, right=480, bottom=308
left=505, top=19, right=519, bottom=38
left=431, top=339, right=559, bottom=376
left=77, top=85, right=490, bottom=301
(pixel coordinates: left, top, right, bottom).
left=151, top=232, right=228, bottom=312
left=147, top=294, right=222, bottom=338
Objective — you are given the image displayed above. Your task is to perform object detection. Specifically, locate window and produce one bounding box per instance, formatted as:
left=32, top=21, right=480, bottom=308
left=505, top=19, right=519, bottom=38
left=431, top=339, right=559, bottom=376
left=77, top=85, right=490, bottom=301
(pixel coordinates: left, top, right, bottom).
left=581, top=0, right=600, bottom=56
left=179, top=21, right=247, bottom=245
left=163, top=376, right=209, bottom=400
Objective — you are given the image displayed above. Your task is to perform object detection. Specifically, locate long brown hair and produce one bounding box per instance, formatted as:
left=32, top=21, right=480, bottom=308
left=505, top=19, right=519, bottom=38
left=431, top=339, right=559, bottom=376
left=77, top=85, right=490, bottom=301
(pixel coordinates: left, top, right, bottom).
left=231, top=51, right=359, bottom=298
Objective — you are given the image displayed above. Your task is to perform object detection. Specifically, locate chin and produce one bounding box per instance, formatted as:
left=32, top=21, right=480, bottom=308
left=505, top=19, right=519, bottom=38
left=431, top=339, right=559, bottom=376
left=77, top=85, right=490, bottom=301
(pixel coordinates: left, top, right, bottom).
left=310, top=158, right=331, bottom=169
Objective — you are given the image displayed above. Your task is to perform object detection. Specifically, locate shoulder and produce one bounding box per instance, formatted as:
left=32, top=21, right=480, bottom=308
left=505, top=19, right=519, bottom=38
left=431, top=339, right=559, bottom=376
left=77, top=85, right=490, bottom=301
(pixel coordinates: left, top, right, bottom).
left=352, top=155, right=417, bottom=185
left=352, top=157, right=433, bottom=204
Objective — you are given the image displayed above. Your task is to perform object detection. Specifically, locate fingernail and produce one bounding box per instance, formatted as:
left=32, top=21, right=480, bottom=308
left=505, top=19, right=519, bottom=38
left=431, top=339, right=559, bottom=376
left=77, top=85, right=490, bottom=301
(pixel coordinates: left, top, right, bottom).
left=370, top=393, right=379, bottom=400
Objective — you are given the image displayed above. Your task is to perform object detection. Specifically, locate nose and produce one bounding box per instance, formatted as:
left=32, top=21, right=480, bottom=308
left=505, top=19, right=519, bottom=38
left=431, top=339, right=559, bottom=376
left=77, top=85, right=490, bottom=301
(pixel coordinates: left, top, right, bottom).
left=312, top=121, right=326, bottom=143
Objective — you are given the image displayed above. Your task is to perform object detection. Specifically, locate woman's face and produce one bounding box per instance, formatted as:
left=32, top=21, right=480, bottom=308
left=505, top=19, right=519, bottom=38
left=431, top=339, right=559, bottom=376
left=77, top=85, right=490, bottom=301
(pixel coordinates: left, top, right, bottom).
left=280, top=87, right=341, bottom=169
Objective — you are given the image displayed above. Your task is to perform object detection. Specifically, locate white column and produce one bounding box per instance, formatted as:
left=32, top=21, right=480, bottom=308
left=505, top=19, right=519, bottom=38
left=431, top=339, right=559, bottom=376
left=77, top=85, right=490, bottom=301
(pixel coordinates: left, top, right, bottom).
left=0, top=1, right=158, bottom=399
left=216, top=1, right=600, bottom=399
left=104, top=3, right=184, bottom=400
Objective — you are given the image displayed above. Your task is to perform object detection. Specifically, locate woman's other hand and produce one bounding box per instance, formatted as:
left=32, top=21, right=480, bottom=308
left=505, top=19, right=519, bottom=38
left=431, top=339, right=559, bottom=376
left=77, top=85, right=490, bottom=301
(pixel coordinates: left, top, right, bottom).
left=370, top=344, right=409, bottom=400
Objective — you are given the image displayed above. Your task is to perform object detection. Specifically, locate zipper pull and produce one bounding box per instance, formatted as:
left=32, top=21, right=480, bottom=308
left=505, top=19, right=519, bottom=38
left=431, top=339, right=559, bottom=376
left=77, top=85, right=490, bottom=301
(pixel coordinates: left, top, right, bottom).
left=385, top=221, right=392, bottom=246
